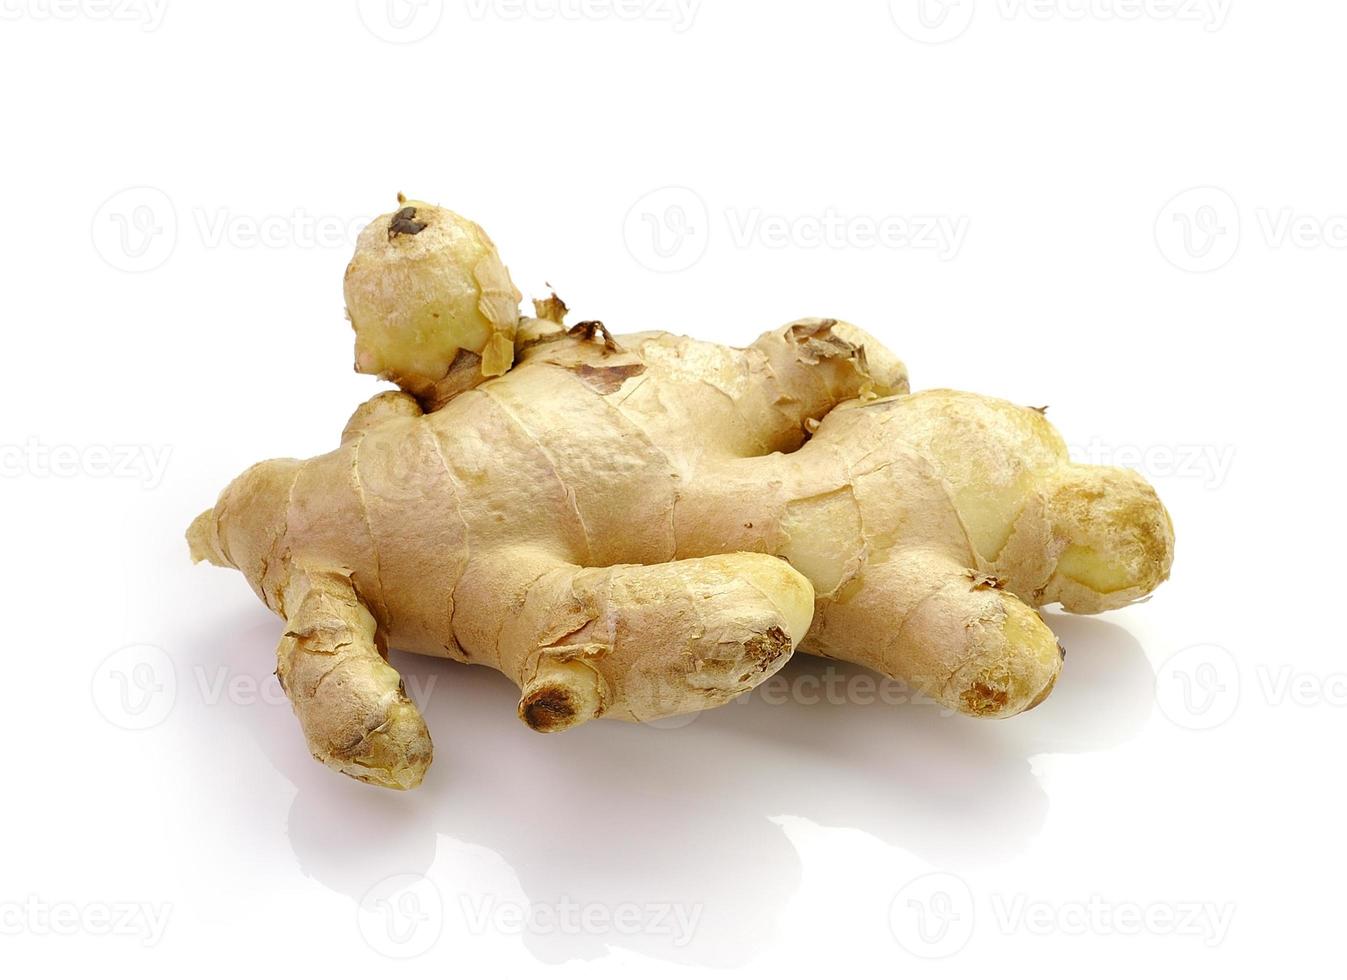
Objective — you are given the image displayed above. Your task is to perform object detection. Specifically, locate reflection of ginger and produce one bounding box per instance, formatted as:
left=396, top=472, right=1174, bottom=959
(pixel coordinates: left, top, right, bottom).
left=188, top=199, right=1174, bottom=789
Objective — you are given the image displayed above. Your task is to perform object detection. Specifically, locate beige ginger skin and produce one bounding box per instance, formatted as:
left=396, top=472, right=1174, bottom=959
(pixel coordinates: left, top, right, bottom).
left=188, top=200, right=1174, bottom=790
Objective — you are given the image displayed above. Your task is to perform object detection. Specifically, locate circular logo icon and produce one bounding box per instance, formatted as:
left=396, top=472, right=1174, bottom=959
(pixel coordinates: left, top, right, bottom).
left=91, top=644, right=177, bottom=730
left=1155, top=643, right=1240, bottom=731
left=356, top=0, right=444, bottom=44
left=357, top=873, right=444, bottom=959
left=889, top=0, right=976, bottom=44
left=91, top=187, right=177, bottom=273
left=639, top=708, right=703, bottom=731
left=631, top=672, right=710, bottom=730
left=889, top=872, right=975, bottom=959
left=1155, top=186, right=1241, bottom=273
left=356, top=425, right=433, bottom=503
left=623, top=186, right=710, bottom=273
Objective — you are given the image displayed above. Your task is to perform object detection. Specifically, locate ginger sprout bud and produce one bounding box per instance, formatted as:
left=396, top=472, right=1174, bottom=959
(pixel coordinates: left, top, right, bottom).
left=343, top=198, right=522, bottom=399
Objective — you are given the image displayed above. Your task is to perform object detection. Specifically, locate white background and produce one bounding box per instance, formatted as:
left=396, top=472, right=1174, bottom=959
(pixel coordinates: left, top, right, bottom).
left=2, top=1, right=1342, bottom=976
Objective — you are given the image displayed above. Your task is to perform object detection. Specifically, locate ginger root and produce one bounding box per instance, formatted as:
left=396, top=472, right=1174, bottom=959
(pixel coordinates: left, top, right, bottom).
left=344, top=196, right=521, bottom=409
left=189, top=200, right=1174, bottom=789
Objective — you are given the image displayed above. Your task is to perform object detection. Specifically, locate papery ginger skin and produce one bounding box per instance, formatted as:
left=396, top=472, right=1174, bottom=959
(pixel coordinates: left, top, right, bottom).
left=189, top=200, right=1174, bottom=790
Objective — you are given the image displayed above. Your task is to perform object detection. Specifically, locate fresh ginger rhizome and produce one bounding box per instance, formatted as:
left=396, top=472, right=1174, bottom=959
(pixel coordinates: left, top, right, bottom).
left=189, top=198, right=1174, bottom=789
